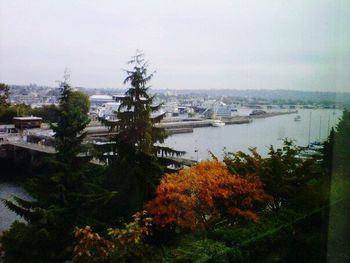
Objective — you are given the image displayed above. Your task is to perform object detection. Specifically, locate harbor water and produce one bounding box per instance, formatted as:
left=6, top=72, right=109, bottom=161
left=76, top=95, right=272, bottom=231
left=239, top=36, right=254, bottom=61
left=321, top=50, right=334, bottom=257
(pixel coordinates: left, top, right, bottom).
left=163, top=109, right=343, bottom=161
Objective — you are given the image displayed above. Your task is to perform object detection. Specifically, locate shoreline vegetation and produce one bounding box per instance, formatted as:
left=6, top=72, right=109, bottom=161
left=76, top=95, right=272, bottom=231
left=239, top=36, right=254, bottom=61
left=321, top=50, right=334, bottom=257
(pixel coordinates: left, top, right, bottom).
left=0, top=55, right=349, bottom=262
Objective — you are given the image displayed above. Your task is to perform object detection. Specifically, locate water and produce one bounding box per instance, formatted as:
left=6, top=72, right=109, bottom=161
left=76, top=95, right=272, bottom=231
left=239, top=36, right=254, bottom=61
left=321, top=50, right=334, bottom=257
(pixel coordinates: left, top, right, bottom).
left=0, top=182, right=30, bottom=233
left=163, top=109, right=342, bottom=161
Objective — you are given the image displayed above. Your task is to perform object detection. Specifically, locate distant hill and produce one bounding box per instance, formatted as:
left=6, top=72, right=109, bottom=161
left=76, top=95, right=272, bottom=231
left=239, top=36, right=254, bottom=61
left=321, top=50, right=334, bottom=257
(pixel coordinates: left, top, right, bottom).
left=153, top=89, right=350, bottom=105
left=7, top=84, right=350, bottom=106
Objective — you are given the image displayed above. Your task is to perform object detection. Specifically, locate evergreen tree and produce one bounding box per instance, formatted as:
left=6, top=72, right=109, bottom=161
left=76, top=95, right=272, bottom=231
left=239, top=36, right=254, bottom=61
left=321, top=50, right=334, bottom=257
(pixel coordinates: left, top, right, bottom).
left=101, top=52, right=184, bottom=220
left=53, top=83, right=90, bottom=164
left=116, top=51, right=183, bottom=159
left=323, top=128, right=335, bottom=177
left=1, top=81, right=114, bottom=262
left=324, top=110, right=350, bottom=177
left=0, top=83, right=10, bottom=106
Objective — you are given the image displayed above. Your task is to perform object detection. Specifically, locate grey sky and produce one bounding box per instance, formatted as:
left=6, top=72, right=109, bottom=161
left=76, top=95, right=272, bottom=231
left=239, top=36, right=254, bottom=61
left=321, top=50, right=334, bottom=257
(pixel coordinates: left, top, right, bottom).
left=0, top=0, right=349, bottom=91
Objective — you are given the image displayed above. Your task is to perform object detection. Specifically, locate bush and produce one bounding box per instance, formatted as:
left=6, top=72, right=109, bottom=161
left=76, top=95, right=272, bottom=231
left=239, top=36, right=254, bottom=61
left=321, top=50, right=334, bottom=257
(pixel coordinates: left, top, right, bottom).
left=162, top=239, right=231, bottom=263
left=73, top=211, right=153, bottom=262
left=108, top=211, right=153, bottom=261
left=0, top=221, right=67, bottom=263
left=223, top=140, right=319, bottom=210
left=207, top=209, right=300, bottom=262
left=73, top=226, right=114, bottom=263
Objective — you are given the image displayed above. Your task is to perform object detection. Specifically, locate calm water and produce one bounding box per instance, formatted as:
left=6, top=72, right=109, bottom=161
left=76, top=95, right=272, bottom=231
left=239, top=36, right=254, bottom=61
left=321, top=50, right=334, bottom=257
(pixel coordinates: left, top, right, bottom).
left=163, top=109, right=342, bottom=160
left=0, top=182, right=31, bottom=233
left=0, top=108, right=343, bottom=233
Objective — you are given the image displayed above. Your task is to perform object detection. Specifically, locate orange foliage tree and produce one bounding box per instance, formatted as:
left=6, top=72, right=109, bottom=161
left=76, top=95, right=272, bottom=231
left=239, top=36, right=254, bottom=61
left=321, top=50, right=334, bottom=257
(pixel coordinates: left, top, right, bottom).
left=73, top=226, right=114, bottom=263
left=145, top=160, right=272, bottom=230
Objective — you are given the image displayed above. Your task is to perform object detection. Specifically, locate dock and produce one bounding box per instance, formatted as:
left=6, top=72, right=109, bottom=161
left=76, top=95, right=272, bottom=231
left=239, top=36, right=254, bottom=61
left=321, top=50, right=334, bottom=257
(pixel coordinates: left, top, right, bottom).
left=167, top=156, right=198, bottom=166
left=157, top=120, right=214, bottom=129
left=157, top=117, right=251, bottom=129
left=222, top=116, right=252, bottom=125
left=249, top=110, right=298, bottom=119
left=2, top=141, right=55, bottom=154
left=167, top=128, right=193, bottom=135
left=0, top=141, right=198, bottom=167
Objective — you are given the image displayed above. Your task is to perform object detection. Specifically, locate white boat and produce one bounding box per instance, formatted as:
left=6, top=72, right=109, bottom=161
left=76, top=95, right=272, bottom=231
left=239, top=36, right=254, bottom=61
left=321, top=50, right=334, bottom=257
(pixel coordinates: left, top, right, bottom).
left=294, top=115, right=301, bottom=121
left=307, top=141, right=323, bottom=151
left=211, top=120, right=225, bottom=127
left=97, top=102, right=121, bottom=119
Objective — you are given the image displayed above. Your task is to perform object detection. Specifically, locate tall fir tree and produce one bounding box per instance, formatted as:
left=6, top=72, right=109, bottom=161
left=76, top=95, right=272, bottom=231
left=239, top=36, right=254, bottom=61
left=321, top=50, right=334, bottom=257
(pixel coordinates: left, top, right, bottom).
left=116, top=51, right=183, bottom=159
left=101, top=52, right=184, bottom=220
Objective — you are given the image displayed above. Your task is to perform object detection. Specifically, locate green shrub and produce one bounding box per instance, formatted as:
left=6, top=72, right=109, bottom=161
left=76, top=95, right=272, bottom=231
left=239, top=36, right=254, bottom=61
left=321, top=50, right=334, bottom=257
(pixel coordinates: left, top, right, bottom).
left=207, top=209, right=300, bottom=262
left=162, top=239, right=231, bottom=263
left=0, top=221, right=65, bottom=263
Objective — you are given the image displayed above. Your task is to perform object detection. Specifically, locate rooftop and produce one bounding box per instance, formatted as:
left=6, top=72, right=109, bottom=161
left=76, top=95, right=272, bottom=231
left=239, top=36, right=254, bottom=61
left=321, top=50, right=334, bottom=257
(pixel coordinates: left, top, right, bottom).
left=89, top=95, right=113, bottom=100
left=13, top=116, right=43, bottom=121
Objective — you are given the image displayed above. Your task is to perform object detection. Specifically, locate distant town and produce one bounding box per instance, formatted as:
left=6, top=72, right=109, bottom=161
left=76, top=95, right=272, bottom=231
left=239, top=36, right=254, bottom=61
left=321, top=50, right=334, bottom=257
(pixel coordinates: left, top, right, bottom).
left=8, top=84, right=350, bottom=110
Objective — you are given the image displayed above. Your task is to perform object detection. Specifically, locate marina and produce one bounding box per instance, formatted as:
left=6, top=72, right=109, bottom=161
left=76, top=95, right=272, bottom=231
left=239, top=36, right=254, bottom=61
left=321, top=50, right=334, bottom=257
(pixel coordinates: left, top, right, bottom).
left=163, top=109, right=342, bottom=161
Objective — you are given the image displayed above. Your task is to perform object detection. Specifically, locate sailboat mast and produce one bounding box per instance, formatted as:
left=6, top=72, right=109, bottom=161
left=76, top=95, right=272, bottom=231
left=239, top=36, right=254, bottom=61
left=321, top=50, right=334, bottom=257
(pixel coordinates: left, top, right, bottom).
left=319, top=116, right=322, bottom=141
left=308, top=110, right=312, bottom=145
left=327, top=114, right=331, bottom=135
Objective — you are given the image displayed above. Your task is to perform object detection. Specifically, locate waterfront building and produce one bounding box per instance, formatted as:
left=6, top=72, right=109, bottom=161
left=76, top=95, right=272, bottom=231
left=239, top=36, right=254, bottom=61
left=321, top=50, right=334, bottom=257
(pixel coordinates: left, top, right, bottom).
left=13, top=117, right=43, bottom=130
left=89, top=95, right=114, bottom=106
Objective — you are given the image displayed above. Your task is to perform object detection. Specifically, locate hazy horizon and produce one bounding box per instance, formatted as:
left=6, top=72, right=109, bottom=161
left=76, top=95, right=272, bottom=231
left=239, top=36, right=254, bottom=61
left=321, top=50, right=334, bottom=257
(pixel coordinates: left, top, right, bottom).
left=1, top=0, right=349, bottom=92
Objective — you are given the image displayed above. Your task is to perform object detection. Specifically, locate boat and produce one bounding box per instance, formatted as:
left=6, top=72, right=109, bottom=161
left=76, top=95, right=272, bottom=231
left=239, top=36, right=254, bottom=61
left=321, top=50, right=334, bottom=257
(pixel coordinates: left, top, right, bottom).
left=294, top=115, right=301, bottom=121
left=249, top=110, right=266, bottom=116
left=306, top=141, right=323, bottom=151
left=211, top=120, right=225, bottom=127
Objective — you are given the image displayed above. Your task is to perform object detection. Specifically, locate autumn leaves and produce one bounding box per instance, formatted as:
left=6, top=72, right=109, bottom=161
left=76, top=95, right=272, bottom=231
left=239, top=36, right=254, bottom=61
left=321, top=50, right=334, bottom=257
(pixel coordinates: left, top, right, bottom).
left=145, top=161, right=272, bottom=230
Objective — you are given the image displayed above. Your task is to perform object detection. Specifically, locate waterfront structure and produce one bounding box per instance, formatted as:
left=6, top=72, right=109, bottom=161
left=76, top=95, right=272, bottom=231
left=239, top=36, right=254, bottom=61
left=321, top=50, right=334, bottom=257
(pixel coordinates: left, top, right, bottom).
left=90, top=94, right=127, bottom=120
left=215, top=105, right=238, bottom=118
left=249, top=110, right=267, bottom=116
left=89, top=95, right=114, bottom=115
left=211, top=120, right=225, bottom=127
left=13, top=116, right=42, bottom=130
left=97, top=102, right=121, bottom=120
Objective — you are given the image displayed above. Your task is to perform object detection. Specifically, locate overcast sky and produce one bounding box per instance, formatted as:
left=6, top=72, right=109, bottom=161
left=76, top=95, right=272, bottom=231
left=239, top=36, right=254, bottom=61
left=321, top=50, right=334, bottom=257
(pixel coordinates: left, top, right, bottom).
left=0, top=0, right=349, bottom=91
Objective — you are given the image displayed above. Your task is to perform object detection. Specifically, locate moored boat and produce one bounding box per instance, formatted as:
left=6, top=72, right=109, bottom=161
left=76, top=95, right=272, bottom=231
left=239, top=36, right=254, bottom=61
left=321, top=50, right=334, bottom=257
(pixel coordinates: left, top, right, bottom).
left=211, top=120, right=225, bottom=127
left=294, top=115, right=301, bottom=121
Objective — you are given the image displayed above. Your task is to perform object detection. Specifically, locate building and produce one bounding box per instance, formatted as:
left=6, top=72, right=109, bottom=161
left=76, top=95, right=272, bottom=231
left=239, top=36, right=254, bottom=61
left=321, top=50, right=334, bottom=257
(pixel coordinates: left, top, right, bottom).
left=13, top=116, right=43, bottom=130
left=90, top=95, right=114, bottom=105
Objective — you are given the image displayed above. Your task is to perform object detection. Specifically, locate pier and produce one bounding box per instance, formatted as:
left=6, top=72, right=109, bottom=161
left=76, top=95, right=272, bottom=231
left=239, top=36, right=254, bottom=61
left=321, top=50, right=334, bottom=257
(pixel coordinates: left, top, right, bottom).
left=249, top=110, right=298, bottom=119
left=85, top=126, right=194, bottom=138
left=0, top=141, right=198, bottom=168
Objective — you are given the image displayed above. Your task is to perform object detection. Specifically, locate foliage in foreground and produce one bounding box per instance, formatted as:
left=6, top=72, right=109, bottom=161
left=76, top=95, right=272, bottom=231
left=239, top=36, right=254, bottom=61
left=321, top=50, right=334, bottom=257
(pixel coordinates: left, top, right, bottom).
left=145, top=160, right=271, bottom=230
left=73, top=211, right=152, bottom=262
left=73, top=226, right=114, bottom=263
left=161, top=238, right=233, bottom=263
left=222, top=140, right=319, bottom=210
